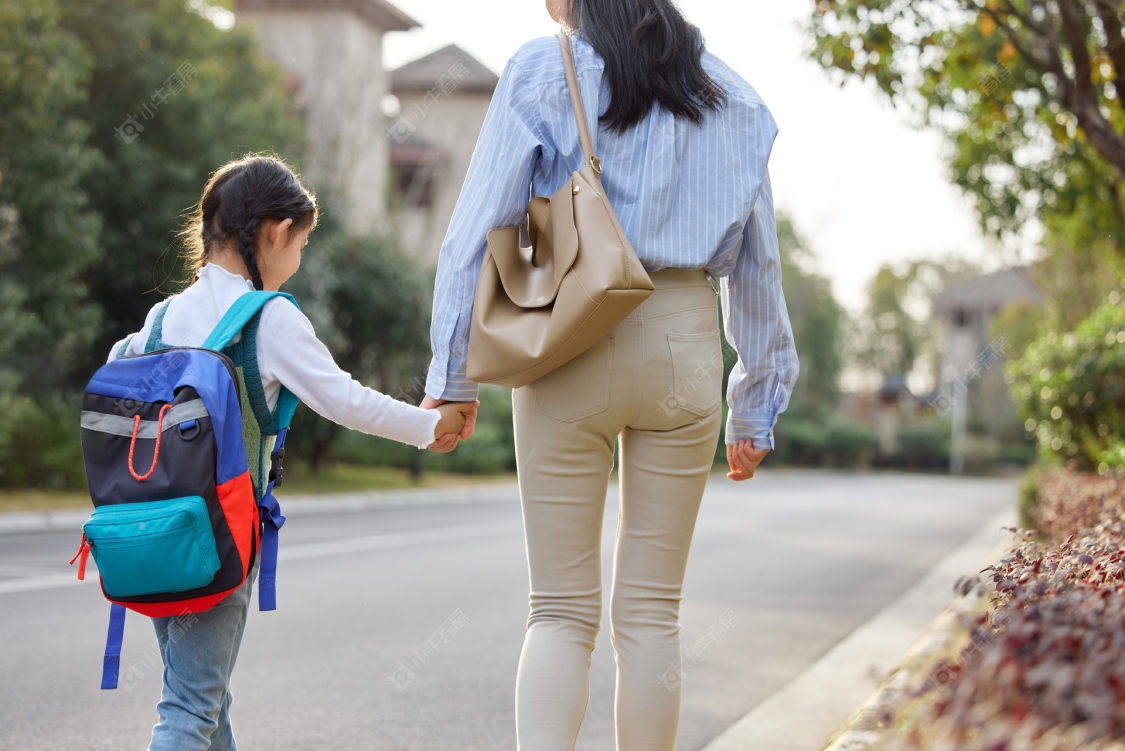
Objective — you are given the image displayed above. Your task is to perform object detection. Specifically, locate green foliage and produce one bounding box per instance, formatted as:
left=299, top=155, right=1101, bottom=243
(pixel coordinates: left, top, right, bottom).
left=332, top=384, right=517, bottom=476
left=775, top=215, right=846, bottom=419
left=771, top=415, right=880, bottom=467
left=893, top=419, right=951, bottom=470
left=56, top=0, right=306, bottom=376
left=284, top=223, right=437, bottom=471
left=0, top=0, right=102, bottom=388
left=0, top=0, right=102, bottom=488
left=427, top=385, right=516, bottom=475
left=0, top=391, right=86, bottom=488
left=852, top=258, right=978, bottom=385
left=823, top=417, right=881, bottom=467
left=808, top=0, right=1125, bottom=251
left=1009, top=296, right=1125, bottom=474
left=1016, top=460, right=1051, bottom=532
left=0, top=0, right=310, bottom=487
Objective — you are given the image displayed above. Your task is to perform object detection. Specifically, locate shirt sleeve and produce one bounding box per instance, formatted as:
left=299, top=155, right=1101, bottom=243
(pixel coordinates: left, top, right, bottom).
left=258, top=300, right=441, bottom=450
left=720, top=166, right=799, bottom=451
left=425, top=56, right=544, bottom=402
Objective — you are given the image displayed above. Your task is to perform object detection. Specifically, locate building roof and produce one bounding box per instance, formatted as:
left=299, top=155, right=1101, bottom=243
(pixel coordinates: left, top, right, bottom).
left=391, top=44, right=499, bottom=94
left=234, top=0, right=420, bottom=32
left=932, top=266, right=1043, bottom=314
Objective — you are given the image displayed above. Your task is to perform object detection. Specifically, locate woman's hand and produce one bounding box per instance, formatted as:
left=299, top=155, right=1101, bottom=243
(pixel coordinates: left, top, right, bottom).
left=421, top=395, right=479, bottom=452
left=726, top=438, right=770, bottom=481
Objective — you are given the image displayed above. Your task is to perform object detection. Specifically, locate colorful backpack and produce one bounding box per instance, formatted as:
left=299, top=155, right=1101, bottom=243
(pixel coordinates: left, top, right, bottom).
left=72, top=290, right=300, bottom=689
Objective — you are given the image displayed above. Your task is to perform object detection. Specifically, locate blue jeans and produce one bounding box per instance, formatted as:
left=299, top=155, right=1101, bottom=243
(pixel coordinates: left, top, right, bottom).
left=148, top=558, right=259, bottom=751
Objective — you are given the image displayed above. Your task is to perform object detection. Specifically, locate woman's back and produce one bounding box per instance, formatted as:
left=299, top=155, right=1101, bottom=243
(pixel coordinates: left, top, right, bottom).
left=457, top=32, right=778, bottom=276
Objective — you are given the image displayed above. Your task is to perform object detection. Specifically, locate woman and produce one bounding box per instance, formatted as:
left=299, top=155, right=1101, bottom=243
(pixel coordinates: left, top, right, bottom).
left=421, top=0, right=798, bottom=747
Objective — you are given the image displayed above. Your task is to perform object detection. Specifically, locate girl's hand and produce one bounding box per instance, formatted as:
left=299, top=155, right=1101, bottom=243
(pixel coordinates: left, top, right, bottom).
left=726, top=438, right=770, bottom=481
left=422, top=396, right=480, bottom=452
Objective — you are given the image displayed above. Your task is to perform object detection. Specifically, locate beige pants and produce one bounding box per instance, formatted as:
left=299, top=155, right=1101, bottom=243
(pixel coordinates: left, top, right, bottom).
left=512, top=268, right=723, bottom=751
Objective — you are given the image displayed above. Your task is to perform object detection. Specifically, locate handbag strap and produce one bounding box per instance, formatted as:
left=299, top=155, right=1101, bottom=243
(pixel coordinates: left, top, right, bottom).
left=556, top=29, right=602, bottom=176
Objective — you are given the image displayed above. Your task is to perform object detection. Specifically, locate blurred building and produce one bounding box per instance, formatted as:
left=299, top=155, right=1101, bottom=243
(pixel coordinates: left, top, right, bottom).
left=931, top=266, right=1042, bottom=471
left=232, top=1, right=499, bottom=265
left=387, top=45, right=499, bottom=265
left=233, top=0, right=421, bottom=235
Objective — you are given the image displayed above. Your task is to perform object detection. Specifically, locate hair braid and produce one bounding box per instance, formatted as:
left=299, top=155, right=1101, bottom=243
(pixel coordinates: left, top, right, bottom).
left=238, top=214, right=265, bottom=290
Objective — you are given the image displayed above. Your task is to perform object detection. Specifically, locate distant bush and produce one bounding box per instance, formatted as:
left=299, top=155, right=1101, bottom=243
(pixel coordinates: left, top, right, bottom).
left=1009, top=298, right=1125, bottom=475
left=769, top=415, right=878, bottom=468
left=426, top=385, right=516, bottom=475
left=0, top=392, right=86, bottom=489
left=332, top=384, right=516, bottom=477
left=889, top=420, right=950, bottom=470
left=823, top=417, right=880, bottom=467
left=771, top=417, right=828, bottom=465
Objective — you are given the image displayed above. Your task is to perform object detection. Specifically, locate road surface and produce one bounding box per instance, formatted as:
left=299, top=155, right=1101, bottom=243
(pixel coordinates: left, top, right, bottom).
left=0, top=469, right=1015, bottom=750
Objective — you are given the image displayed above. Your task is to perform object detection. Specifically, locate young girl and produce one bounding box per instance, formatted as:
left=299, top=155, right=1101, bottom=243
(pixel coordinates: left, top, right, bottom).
left=108, top=153, right=473, bottom=750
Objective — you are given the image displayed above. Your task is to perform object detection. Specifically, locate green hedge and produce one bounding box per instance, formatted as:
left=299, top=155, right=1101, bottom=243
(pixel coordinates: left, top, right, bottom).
left=1008, top=298, right=1125, bottom=474
left=771, top=415, right=880, bottom=468
left=332, top=384, right=517, bottom=476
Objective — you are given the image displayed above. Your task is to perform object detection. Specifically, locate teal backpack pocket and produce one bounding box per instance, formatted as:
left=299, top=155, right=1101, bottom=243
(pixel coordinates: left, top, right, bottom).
left=83, top=497, right=221, bottom=598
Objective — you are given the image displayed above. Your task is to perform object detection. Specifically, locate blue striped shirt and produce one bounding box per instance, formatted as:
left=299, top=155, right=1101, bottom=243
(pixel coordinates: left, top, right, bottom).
left=425, top=31, right=798, bottom=449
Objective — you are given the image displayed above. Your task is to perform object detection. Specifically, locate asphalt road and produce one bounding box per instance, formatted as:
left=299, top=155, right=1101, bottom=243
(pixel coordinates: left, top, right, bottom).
left=0, top=469, right=1015, bottom=751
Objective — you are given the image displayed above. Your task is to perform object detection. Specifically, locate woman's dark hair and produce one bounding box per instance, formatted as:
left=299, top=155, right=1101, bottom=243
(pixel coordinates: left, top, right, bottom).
left=570, top=0, right=726, bottom=132
left=179, top=153, right=318, bottom=290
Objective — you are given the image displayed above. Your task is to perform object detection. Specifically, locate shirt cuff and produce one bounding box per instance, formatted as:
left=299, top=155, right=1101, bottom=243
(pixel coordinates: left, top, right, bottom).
left=725, top=413, right=776, bottom=450
left=412, top=408, right=442, bottom=450
left=425, top=361, right=480, bottom=403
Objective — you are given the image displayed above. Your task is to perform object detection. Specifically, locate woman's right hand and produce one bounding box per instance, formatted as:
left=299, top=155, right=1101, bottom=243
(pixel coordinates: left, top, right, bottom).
left=726, top=438, right=770, bottom=481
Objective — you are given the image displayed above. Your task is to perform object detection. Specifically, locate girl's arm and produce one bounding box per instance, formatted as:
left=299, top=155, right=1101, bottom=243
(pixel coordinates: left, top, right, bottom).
left=257, top=300, right=441, bottom=449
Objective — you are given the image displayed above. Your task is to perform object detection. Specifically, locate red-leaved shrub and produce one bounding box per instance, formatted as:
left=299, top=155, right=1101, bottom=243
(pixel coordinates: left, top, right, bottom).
left=883, top=468, right=1125, bottom=750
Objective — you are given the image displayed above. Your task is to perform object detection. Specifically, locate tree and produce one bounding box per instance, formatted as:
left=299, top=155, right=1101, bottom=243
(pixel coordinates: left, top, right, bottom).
left=852, top=258, right=980, bottom=388
left=808, top=0, right=1125, bottom=252
left=0, top=0, right=102, bottom=486
left=0, top=0, right=308, bottom=486
left=284, top=218, right=437, bottom=475
left=57, top=0, right=306, bottom=376
left=775, top=215, right=847, bottom=420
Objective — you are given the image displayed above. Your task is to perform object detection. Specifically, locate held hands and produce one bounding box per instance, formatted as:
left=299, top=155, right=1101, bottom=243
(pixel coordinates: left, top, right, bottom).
left=422, top=396, right=479, bottom=453
left=727, top=438, right=770, bottom=481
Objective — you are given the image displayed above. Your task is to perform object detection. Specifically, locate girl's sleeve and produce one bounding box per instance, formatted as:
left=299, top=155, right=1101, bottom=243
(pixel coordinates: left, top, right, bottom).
left=424, top=56, right=544, bottom=402
left=257, top=300, right=441, bottom=449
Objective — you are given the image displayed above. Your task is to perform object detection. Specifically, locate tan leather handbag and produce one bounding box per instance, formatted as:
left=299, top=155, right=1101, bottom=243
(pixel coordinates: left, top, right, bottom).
left=465, top=29, right=654, bottom=389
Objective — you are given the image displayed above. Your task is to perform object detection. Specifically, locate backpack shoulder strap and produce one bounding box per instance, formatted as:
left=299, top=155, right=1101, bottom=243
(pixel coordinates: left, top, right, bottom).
left=203, top=291, right=301, bottom=614
left=202, top=291, right=298, bottom=351
left=142, top=299, right=173, bottom=354
left=205, top=291, right=301, bottom=430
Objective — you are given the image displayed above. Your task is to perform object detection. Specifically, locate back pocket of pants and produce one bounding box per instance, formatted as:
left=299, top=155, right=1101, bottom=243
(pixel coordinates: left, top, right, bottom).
left=84, top=496, right=220, bottom=598
left=533, top=336, right=615, bottom=423
left=665, top=330, right=722, bottom=417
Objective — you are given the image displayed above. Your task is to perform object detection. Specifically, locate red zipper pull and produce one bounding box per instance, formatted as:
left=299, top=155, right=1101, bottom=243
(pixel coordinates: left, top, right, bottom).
left=69, top=533, right=91, bottom=580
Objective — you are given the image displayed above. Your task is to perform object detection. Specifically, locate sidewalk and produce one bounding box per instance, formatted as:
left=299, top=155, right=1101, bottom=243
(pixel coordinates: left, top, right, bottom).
left=0, top=478, right=522, bottom=536
left=701, top=506, right=1017, bottom=751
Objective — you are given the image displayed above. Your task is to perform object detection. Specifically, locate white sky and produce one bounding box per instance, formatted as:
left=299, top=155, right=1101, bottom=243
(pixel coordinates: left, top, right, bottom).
left=382, top=1, right=1030, bottom=313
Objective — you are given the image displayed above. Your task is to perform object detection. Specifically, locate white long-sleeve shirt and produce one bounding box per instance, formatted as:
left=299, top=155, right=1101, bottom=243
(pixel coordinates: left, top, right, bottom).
left=108, top=263, right=441, bottom=449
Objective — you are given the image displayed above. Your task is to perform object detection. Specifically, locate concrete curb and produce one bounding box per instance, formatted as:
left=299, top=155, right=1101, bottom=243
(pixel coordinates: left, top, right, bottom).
left=700, top=507, right=1018, bottom=751
left=0, top=479, right=521, bottom=536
